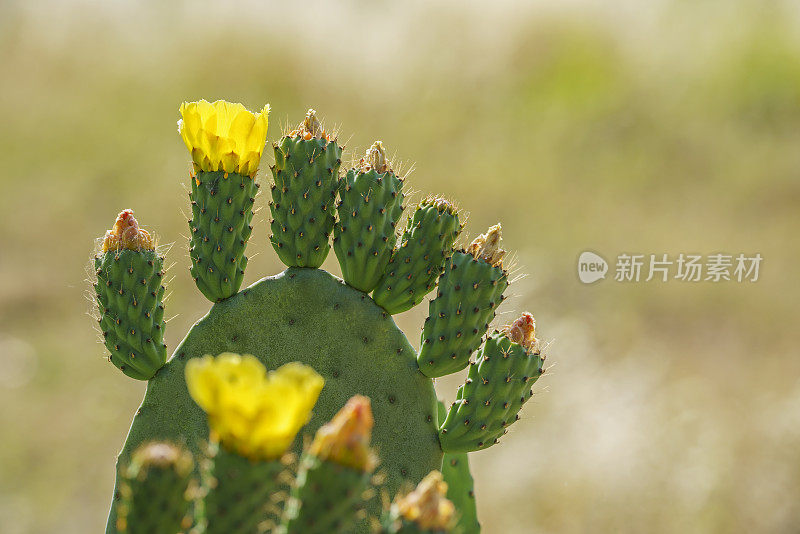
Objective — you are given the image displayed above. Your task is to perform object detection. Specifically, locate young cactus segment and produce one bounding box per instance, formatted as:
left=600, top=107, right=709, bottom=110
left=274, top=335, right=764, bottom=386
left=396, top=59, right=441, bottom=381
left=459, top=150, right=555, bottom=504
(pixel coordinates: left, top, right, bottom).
left=334, top=141, right=405, bottom=293
left=438, top=313, right=544, bottom=453
left=94, top=210, right=166, bottom=380
left=200, top=441, right=285, bottom=534
left=188, top=171, right=258, bottom=302
left=116, top=442, right=194, bottom=534
left=179, top=100, right=270, bottom=302
left=270, top=109, right=342, bottom=268
left=418, top=224, right=508, bottom=378
left=281, top=395, right=378, bottom=534
left=382, top=471, right=456, bottom=534
left=373, top=198, right=461, bottom=315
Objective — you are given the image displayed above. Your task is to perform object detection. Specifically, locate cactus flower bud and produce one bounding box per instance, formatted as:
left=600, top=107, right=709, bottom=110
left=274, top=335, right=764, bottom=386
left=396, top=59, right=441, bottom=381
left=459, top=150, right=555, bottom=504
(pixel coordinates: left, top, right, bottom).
left=467, top=223, right=505, bottom=267
left=394, top=471, right=455, bottom=531
left=429, top=196, right=456, bottom=214
left=128, top=442, right=193, bottom=477
left=360, top=140, right=390, bottom=173
left=290, top=108, right=329, bottom=141
left=309, top=394, right=377, bottom=472
left=505, top=312, right=536, bottom=351
left=102, top=209, right=154, bottom=252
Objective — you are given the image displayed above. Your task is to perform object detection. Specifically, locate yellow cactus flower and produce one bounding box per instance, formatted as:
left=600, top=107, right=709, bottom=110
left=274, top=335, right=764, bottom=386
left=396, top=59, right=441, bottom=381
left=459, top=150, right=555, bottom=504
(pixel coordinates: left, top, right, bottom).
left=185, top=353, right=324, bottom=461
left=102, top=209, right=154, bottom=252
left=309, top=395, right=377, bottom=472
left=394, top=471, right=455, bottom=530
left=178, top=100, right=270, bottom=177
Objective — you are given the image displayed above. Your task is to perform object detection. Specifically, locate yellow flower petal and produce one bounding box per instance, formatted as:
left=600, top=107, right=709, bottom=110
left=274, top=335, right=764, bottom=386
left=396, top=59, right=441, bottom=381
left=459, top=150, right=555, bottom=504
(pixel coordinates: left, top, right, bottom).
left=184, top=353, right=323, bottom=460
left=178, top=100, right=270, bottom=176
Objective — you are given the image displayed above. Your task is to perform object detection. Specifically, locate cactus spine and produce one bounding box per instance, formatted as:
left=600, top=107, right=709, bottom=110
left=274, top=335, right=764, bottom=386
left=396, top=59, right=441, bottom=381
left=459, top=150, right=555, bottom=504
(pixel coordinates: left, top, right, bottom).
left=372, top=198, right=461, bottom=314
left=94, top=210, right=166, bottom=380
left=269, top=109, right=342, bottom=268
left=334, top=141, right=405, bottom=293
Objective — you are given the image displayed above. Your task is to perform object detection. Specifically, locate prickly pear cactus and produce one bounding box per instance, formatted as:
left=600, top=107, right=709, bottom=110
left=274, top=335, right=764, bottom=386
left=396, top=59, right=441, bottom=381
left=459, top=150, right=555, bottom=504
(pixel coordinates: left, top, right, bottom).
left=93, top=99, right=550, bottom=533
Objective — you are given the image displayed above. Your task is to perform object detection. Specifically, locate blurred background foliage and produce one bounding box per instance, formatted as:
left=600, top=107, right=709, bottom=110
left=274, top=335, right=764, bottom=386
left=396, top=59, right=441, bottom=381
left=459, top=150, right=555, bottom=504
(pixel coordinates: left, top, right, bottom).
left=0, top=0, right=798, bottom=532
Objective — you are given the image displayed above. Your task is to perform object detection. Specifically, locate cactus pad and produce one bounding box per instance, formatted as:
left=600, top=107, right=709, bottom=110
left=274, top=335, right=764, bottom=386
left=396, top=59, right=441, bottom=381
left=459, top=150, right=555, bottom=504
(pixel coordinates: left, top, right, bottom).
left=201, top=444, right=284, bottom=534
left=95, top=249, right=166, bottom=381
left=334, top=142, right=405, bottom=293
left=280, top=454, right=372, bottom=533
left=269, top=110, right=342, bottom=268
left=116, top=442, right=194, bottom=534
left=106, top=268, right=442, bottom=533
left=373, top=198, right=461, bottom=315
left=189, top=170, right=258, bottom=302
left=439, top=328, right=544, bottom=453
left=418, top=250, right=508, bottom=378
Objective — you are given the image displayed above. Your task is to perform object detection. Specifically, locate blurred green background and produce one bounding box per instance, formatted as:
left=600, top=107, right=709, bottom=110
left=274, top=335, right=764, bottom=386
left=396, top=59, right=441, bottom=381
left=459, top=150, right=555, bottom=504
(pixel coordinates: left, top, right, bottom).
left=0, top=0, right=798, bottom=532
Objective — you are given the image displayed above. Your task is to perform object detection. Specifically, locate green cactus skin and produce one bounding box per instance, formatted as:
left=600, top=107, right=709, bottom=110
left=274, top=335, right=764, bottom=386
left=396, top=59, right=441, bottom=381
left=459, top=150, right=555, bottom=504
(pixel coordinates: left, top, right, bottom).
left=189, top=170, right=258, bottom=302
left=372, top=199, right=461, bottom=315
left=437, top=401, right=480, bottom=534
left=382, top=520, right=450, bottom=534
left=200, top=443, right=283, bottom=534
left=105, top=268, right=442, bottom=534
left=95, top=249, right=166, bottom=380
left=439, top=331, right=544, bottom=453
left=280, top=453, right=371, bottom=534
left=334, top=166, right=404, bottom=293
left=418, top=251, right=508, bottom=378
left=441, top=454, right=480, bottom=534
left=116, top=442, right=194, bottom=534
left=269, top=134, right=342, bottom=268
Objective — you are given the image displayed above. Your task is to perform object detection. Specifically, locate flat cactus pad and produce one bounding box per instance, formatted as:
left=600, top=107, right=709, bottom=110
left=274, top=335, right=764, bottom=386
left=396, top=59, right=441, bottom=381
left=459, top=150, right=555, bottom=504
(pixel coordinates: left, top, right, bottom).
left=106, top=267, right=442, bottom=533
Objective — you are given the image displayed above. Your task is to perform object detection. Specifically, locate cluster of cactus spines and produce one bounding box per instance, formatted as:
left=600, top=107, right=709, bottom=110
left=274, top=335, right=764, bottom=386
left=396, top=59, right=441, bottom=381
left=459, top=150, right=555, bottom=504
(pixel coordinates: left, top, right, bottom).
left=382, top=471, right=456, bottom=534
left=280, top=395, right=378, bottom=533
left=439, top=312, right=544, bottom=452
left=269, top=109, right=342, bottom=268
left=334, top=141, right=405, bottom=293
left=116, top=442, right=194, bottom=534
left=418, top=224, right=508, bottom=378
left=94, top=209, right=166, bottom=380
left=372, top=197, right=462, bottom=314
left=180, top=101, right=269, bottom=302
left=95, top=100, right=552, bottom=534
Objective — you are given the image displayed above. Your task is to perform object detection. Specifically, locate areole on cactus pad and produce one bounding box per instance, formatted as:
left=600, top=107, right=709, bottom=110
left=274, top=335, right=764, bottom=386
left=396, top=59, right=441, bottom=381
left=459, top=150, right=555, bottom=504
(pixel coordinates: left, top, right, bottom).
left=94, top=99, right=550, bottom=533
